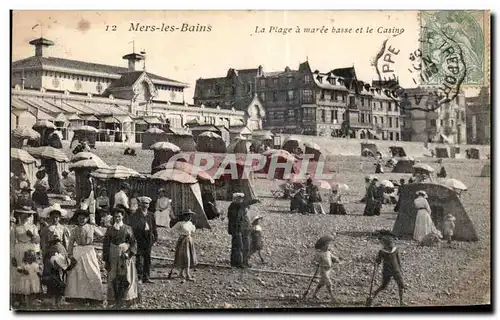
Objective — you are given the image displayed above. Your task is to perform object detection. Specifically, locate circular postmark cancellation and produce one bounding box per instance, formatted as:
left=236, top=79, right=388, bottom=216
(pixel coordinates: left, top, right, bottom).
left=371, top=22, right=467, bottom=112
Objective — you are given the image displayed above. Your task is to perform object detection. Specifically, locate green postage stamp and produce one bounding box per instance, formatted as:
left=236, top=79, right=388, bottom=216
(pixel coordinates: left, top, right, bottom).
left=420, top=11, right=490, bottom=87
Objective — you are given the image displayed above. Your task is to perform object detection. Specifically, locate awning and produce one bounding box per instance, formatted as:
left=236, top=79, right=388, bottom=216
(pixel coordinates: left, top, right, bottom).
left=82, top=114, right=101, bottom=122
left=143, top=117, right=162, bottom=125
left=102, top=116, right=120, bottom=124
left=37, top=110, right=55, bottom=121
left=68, top=114, right=83, bottom=121
left=54, top=113, right=67, bottom=122
left=134, top=118, right=148, bottom=125
left=115, top=115, right=133, bottom=123
left=11, top=97, right=31, bottom=110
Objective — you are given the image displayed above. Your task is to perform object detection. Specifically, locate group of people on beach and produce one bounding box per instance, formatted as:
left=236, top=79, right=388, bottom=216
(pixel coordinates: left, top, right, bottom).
left=10, top=178, right=200, bottom=309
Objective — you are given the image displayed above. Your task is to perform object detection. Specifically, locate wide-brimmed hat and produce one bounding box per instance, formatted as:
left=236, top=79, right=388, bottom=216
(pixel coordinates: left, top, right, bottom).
left=232, top=193, right=245, bottom=200
left=416, top=190, right=428, bottom=198
left=40, top=203, right=68, bottom=219
left=315, top=234, right=335, bottom=249
left=251, top=216, right=263, bottom=224
left=14, top=206, right=36, bottom=216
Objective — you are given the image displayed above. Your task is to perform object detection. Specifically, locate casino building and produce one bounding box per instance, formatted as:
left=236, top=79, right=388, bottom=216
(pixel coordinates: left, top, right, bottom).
left=11, top=37, right=248, bottom=143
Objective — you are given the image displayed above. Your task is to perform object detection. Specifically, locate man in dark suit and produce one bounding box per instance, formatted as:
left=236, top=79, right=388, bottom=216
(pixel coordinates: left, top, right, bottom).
left=129, top=196, right=158, bottom=283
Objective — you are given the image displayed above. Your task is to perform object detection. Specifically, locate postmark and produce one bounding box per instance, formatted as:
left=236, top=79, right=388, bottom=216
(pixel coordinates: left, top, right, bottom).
left=371, top=19, right=468, bottom=112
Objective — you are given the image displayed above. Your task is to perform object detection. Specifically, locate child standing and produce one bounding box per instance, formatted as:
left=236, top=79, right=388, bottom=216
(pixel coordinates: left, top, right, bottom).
left=248, top=216, right=266, bottom=264
left=169, top=210, right=197, bottom=281
left=15, top=250, right=42, bottom=307
left=329, top=189, right=347, bottom=215
left=312, top=235, right=339, bottom=301
left=443, top=213, right=456, bottom=245
left=41, top=226, right=71, bottom=307
left=367, top=236, right=405, bottom=306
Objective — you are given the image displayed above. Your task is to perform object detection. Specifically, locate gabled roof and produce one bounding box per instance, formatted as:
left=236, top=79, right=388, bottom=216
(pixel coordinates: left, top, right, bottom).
left=331, top=67, right=357, bottom=79
left=12, top=56, right=188, bottom=87
left=106, top=71, right=144, bottom=91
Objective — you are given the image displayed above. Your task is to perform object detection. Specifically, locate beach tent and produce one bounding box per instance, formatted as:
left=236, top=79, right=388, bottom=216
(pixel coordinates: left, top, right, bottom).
left=361, top=142, right=378, bottom=157
left=304, top=142, right=322, bottom=161
left=466, top=148, right=480, bottom=159
left=391, top=157, right=416, bottom=173
left=480, top=164, right=490, bottom=177
left=392, top=183, right=478, bottom=241
left=26, top=146, right=69, bottom=194
left=282, top=137, right=301, bottom=154
left=196, top=131, right=227, bottom=153
left=213, top=159, right=258, bottom=201
left=11, top=148, right=39, bottom=189
left=227, top=138, right=252, bottom=154
left=164, top=130, right=197, bottom=152
left=389, top=146, right=407, bottom=157
left=142, top=127, right=169, bottom=150
left=435, top=147, right=450, bottom=158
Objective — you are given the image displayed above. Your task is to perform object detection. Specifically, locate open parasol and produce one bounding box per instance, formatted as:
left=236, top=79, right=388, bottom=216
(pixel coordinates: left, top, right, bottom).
left=91, top=165, right=142, bottom=179
left=332, top=183, right=350, bottom=192
left=199, top=131, right=221, bottom=139
left=154, top=161, right=214, bottom=183
left=442, top=178, right=467, bottom=191
left=150, top=141, right=181, bottom=152
left=32, top=120, right=56, bottom=129
left=379, top=180, right=395, bottom=188
left=11, top=148, right=38, bottom=164
left=412, top=163, right=435, bottom=173
left=73, top=125, right=99, bottom=133
left=11, top=127, right=41, bottom=140
left=71, top=152, right=100, bottom=162
left=145, top=127, right=165, bottom=134
left=69, top=156, right=108, bottom=171
left=25, top=146, right=69, bottom=162
left=152, top=168, right=198, bottom=184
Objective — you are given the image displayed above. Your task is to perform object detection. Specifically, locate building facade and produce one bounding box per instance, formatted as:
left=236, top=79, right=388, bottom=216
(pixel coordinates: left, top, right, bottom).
left=194, top=62, right=403, bottom=141
left=400, top=87, right=467, bottom=144
left=466, top=87, right=490, bottom=144
left=11, top=37, right=247, bottom=143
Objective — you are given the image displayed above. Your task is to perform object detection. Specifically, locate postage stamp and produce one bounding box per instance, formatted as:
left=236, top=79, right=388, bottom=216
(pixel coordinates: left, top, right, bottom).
left=420, top=11, right=490, bottom=87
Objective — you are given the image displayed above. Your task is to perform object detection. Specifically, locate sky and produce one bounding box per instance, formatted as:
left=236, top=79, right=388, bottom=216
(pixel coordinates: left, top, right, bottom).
left=12, top=10, right=481, bottom=103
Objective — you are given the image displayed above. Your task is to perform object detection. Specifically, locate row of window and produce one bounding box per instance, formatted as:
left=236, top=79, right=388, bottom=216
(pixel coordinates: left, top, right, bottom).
left=259, top=90, right=297, bottom=103
left=258, top=76, right=294, bottom=87
left=317, top=90, right=347, bottom=102
left=157, top=85, right=183, bottom=92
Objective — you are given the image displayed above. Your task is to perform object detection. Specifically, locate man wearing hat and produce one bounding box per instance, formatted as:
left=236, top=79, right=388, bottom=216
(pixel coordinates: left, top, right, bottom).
left=129, top=196, right=157, bottom=283
left=227, top=193, right=259, bottom=268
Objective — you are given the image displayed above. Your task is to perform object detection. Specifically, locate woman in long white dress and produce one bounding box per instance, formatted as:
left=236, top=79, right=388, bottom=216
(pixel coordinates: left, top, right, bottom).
left=155, top=188, right=173, bottom=228
left=11, top=207, right=41, bottom=302
left=65, top=209, right=105, bottom=305
left=413, top=190, right=442, bottom=242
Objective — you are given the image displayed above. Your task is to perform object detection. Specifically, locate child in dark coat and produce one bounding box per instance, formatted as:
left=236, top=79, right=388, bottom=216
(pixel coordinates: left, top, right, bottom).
left=367, top=236, right=405, bottom=306
left=41, top=226, right=72, bottom=307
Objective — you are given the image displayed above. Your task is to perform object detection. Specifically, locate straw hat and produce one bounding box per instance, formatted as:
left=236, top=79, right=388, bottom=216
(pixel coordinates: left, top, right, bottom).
left=232, top=193, right=245, bottom=200
left=14, top=206, right=36, bottom=216
left=40, top=203, right=68, bottom=219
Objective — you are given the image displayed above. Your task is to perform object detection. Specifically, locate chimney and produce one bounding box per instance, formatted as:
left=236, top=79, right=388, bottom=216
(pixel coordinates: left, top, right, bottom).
left=29, top=37, right=54, bottom=57
left=122, top=53, right=145, bottom=72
